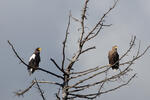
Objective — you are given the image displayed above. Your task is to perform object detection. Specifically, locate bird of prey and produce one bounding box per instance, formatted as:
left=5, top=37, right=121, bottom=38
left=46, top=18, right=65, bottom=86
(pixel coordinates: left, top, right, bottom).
left=108, top=45, right=119, bottom=70
left=28, top=47, right=41, bottom=75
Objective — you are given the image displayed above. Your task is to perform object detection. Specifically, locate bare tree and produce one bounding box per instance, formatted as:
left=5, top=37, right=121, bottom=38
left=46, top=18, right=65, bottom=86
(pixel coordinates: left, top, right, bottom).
left=8, top=0, right=150, bottom=100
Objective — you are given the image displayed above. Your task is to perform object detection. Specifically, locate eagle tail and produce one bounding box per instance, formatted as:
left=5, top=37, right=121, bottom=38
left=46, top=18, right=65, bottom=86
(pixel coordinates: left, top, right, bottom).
left=112, top=64, right=119, bottom=70
left=28, top=68, right=34, bottom=76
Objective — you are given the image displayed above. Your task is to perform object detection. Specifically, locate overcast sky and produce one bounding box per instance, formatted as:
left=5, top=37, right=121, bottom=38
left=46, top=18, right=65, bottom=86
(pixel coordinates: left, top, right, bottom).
left=0, top=0, right=150, bottom=100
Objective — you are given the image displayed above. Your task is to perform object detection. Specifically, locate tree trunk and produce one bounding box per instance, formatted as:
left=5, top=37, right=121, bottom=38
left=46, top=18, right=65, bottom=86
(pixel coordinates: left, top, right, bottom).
left=62, top=74, right=69, bottom=100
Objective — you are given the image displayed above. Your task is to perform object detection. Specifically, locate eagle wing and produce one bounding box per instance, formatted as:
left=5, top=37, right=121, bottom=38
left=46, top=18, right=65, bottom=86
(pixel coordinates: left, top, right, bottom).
left=28, top=54, right=37, bottom=75
left=108, top=50, right=119, bottom=69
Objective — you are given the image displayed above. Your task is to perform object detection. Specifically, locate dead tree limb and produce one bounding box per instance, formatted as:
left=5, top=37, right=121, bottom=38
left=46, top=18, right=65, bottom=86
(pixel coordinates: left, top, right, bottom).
left=15, top=79, right=61, bottom=97
left=62, top=11, right=71, bottom=71
left=8, top=40, right=63, bottom=79
left=15, top=81, right=35, bottom=96
left=35, top=78, right=46, bottom=100
left=69, top=74, right=136, bottom=99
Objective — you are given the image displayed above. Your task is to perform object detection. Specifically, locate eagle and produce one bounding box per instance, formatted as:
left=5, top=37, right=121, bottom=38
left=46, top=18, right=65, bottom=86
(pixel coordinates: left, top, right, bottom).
left=28, top=47, right=41, bottom=75
left=108, top=45, right=119, bottom=70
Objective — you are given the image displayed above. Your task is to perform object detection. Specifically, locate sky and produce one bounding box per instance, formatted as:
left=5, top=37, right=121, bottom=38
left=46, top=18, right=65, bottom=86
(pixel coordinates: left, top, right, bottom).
left=0, top=0, right=150, bottom=100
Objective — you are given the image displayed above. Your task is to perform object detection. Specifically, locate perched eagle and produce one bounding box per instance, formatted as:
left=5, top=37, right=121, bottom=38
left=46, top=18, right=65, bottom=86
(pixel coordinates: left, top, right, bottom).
left=28, top=48, right=41, bottom=75
left=108, top=45, right=119, bottom=70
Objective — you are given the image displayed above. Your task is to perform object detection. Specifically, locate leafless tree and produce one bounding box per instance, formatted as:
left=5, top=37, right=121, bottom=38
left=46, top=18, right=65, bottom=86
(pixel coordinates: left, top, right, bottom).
left=8, top=0, right=150, bottom=100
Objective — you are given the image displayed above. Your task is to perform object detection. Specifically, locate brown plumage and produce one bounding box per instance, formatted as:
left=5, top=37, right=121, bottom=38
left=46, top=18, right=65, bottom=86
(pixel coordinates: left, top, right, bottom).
left=108, top=45, right=119, bottom=70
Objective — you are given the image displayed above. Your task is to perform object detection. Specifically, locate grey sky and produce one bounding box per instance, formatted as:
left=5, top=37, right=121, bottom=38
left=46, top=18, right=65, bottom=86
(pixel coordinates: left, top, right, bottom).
left=0, top=0, right=150, bottom=100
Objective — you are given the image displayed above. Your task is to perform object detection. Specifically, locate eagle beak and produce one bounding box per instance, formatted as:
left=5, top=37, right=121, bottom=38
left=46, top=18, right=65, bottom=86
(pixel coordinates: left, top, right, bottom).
left=38, top=48, right=42, bottom=51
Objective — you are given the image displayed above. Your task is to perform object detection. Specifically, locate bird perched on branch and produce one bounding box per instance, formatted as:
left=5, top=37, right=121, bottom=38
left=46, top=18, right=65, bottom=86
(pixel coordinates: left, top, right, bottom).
left=28, top=48, right=41, bottom=75
left=108, top=45, right=119, bottom=70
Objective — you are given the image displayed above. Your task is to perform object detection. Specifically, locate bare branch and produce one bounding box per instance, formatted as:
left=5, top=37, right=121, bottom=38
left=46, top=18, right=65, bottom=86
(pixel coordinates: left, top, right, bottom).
left=79, top=0, right=89, bottom=45
left=68, top=67, right=111, bottom=89
left=84, top=23, right=103, bottom=42
left=55, top=88, right=61, bottom=100
left=69, top=66, right=108, bottom=80
left=136, top=40, right=141, bottom=57
left=15, top=79, right=62, bottom=97
left=100, top=74, right=136, bottom=94
left=15, top=81, right=35, bottom=96
left=120, top=45, right=150, bottom=66
left=71, top=65, right=108, bottom=75
left=95, top=81, right=105, bottom=98
left=50, top=58, right=66, bottom=74
left=119, top=36, right=136, bottom=60
left=81, top=46, right=96, bottom=54
left=35, top=78, right=46, bottom=100
left=82, top=0, right=119, bottom=45
left=73, top=61, right=133, bottom=90
left=8, top=40, right=63, bottom=79
left=69, top=74, right=136, bottom=99
left=62, top=12, right=71, bottom=71
left=35, top=80, right=62, bottom=87
left=70, top=14, right=80, bottom=22
left=8, top=40, right=29, bottom=67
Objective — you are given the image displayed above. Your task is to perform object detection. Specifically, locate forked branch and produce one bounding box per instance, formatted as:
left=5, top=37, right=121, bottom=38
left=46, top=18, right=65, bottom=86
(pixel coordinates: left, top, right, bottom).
left=15, top=79, right=61, bottom=97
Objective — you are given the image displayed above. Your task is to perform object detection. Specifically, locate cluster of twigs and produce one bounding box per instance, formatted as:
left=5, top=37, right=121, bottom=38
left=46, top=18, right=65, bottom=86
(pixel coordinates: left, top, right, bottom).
left=8, top=0, right=150, bottom=100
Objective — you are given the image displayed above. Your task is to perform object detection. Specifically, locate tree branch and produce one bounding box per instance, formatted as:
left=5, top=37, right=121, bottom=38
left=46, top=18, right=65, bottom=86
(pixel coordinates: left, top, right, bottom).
left=15, top=81, right=35, bottom=96
left=55, top=88, right=61, bottom=100
left=34, top=80, right=62, bottom=87
left=50, top=58, right=66, bottom=74
left=79, top=0, right=89, bottom=46
left=62, top=11, right=71, bottom=71
left=81, top=46, right=96, bottom=54
left=8, top=40, right=63, bottom=79
left=35, top=78, right=46, bottom=100
left=69, top=74, right=136, bottom=99
left=82, top=0, right=119, bottom=45
left=73, top=59, right=134, bottom=90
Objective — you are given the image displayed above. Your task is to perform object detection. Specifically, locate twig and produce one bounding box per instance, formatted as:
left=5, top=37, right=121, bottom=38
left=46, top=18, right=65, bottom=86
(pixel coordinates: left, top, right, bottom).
left=55, top=88, right=61, bottom=100
left=81, top=46, right=96, bottom=54
left=100, top=74, right=136, bottom=94
left=119, top=36, right=136, bottom=60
